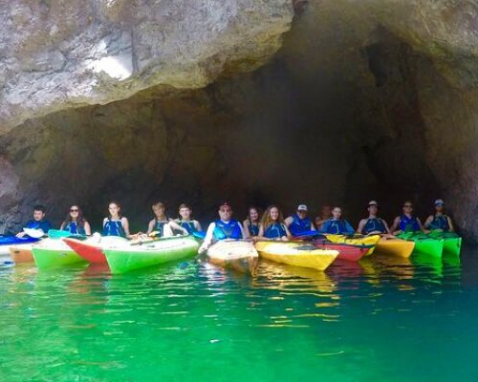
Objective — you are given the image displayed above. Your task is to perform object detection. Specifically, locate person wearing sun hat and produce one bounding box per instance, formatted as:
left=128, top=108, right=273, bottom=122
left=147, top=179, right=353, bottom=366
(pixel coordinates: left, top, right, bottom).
left=285, top=204, right=316, bottom=237
left=199, top=202, right=247, bottom=252
left=356, top=200, right=391, bottom=235
left=424, top=199, right=455, bottom=232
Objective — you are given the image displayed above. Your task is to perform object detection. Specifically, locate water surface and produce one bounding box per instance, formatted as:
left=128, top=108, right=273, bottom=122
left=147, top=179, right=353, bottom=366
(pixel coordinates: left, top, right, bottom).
left=1, top=248, right=477, bottom=381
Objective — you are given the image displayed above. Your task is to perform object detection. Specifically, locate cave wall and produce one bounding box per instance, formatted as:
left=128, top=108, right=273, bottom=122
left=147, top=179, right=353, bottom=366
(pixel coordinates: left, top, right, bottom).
left=2, top=0, right=478, bottom=238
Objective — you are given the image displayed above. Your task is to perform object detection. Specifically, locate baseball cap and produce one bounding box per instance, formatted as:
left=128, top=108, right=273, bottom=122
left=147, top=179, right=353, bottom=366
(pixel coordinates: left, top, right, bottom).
left=297, top=204, right=308, bottom=211
left=434, top=199, right=444, bottom=206
left=368, top=200, right=378, bottom=207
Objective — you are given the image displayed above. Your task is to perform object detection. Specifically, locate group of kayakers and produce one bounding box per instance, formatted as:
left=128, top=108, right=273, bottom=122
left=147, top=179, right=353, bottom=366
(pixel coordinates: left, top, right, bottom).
left=15, top=199, right=455, bottom=250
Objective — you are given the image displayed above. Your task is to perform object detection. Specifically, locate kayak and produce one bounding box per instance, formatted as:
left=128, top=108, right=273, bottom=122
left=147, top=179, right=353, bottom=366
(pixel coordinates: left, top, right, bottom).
left=375, top=238, right=415, bottom=258
left=104, top=235, right=199, bottom=274
left=255, top=242, right=339, bottom=271
left=428, top=231, right=462, bottom=256
left=0, top=236, right=40, bottom=256
left=397, top=233, right=444, bottom=257
left=324, top=234, right=381, bottom=256
left=32, top=239, right=87, bottom=270
left=63, top=236, right=128, bottom=264
left=207, top=241, right=259, bottom=274
left=9, top=244, right=37, bottom=263
left=312, top=239, right=371, bottom=262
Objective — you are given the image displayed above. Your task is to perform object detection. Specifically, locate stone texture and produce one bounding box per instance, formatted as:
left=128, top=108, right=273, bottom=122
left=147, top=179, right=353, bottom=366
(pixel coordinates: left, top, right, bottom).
left=0, top=0, right=293, bottom=133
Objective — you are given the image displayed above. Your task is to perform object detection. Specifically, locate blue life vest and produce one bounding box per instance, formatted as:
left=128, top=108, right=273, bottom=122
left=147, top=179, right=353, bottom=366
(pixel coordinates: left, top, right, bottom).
left=320, top=219, right=354, bottom=235
left=247, top=221, right=260, bottom=237
left=399, top=215, right=420, bottom=232
left=153, top=218, right=169, bottom=237
left=64, top=221, right=86, bottom=235
left=25, top=219, right=52, bottom=233
left=289, top=214, right=312, bottom=236
left=362, top=218, right=387, bottom=235
left=429, top=215, right=450, bottom=231
left=178, top=220, right=197, bottom=234
left=213, top=219, right=243, bottom=240
left=103, top=219, right=126, bottom=238
left=264, top=223, right=287, bottom=239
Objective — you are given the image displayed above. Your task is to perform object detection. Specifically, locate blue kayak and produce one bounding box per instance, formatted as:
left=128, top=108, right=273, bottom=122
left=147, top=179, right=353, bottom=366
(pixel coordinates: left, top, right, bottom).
left=0, top=236, right=40, bottom=246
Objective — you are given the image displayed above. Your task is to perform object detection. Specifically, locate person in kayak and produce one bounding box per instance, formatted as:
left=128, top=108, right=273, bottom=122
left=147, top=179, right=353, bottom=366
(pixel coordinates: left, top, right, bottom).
left=424, top=199, right=455, bottom=232
left=103, top=201, right=131, bottom=238
left=243, top=207, right=260, bottom=238
left=175, top=203, right=202, bottom=234
left=147, top=202, right=188, bottom=237
left=16, top=205, right=52, bottom=238
left=390, top=201, right=428, bottom=234
left=285, top=204, right=316, bottom=237
left=319, top=207, right=355, bottom=234
left=199, top=202, right=247, bottom=252
left=60, top=205, right=92, bottom=235
left=257, top=205, right=291, bottom=241
left=356, top=201, right=391, bottom=235
left=315, top=205, right=332, bottom=231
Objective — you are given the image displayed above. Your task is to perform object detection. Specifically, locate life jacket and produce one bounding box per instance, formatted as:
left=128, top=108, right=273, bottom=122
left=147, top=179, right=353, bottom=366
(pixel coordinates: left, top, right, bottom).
left=321, top=219, right=354, bottom=235
left=399, top=215, right=420, bottom=232
left=64, top=221, right=86, bottom=235
left=247, top=220, right=260, bottom=237
left=177, top=220, right=197, bottom=234
left=213, top=219, right=243, bottom=240
left=362, top=218, right=387, bottom=235
left=103, top=218, right=126, bottom=238
left=153, top=218, right=169, bottom=237
left=289, top=214, right=312, bottom=236
left=25, top=219, right=52, bottom=233
left=429, top=214, right=450, bottom=231
left=264, top=222, right=287, bottom=239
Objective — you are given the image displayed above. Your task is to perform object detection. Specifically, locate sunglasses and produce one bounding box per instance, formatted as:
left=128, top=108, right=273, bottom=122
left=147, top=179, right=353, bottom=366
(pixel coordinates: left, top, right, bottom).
left=70, top=209, right=79, bottom=212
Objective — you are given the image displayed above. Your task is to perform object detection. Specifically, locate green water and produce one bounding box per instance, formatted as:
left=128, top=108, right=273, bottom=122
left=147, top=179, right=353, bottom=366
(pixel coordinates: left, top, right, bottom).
left=0, top=249, right=477, bottom=382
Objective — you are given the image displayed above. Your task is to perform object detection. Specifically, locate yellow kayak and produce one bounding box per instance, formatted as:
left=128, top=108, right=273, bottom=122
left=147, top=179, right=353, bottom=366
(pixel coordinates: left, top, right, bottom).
left=375, top=238, right=415, bottom=258
left=254, top=242, right=338, bottom=271
left=324, top=234, right=381, bottom=256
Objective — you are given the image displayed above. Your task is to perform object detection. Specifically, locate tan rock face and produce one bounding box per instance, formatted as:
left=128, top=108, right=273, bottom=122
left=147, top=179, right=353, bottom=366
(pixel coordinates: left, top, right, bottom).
left=0, top=0, right=293, bottom=132
left=2, top=0, right=478, bottom=239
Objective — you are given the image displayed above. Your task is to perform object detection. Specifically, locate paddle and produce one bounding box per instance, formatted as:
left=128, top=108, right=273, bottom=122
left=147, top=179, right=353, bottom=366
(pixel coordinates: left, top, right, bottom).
left=23, top=228, right=46, bottom=239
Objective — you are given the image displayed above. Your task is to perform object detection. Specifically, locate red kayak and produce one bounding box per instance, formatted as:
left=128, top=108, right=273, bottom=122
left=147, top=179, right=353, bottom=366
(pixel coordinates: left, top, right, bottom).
left=63, top=236, right=127, bottom=264
left=312, top=240, right=371, bottom=262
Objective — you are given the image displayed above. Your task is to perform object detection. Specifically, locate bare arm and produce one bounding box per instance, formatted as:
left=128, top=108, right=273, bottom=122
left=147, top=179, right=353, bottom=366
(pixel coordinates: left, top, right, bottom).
left=84, top=221, right=92, bottom=236
left=199, top=223, right=216, bottom=253
left=284, top=216, right=293, bottom=227
left=147, top=219, right=155, bottom=235
left=448, top=217, right=455, bottom=232
left=424, top=215, right=433, bottom=229
left=239, top=222, right=249, bottom=239
left=60, top=222, right=66, bottom=230
left=169, top=220, right=188, bottom=235
left=194, top=220, right=202, bottom=232
left=122, top=217, right=131, bottom=237
left=390, top=217, right=401, bottom=234
left=283, top=225, right=292, bottom=241
left=356, top=219, right=366, bottom=234
left=381, top=219, right=391, bottom=235
left=417, top=218, right=429, bottom=233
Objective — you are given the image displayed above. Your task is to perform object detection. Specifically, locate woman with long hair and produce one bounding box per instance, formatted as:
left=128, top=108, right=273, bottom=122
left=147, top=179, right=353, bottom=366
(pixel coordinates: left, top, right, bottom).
left=243, top=206, right=260, bottom=238
left=258, top=205, right=291, bottom=241
left=102, top=201, right=130, bottom=238
left=60, top=205, right=91, bottom=235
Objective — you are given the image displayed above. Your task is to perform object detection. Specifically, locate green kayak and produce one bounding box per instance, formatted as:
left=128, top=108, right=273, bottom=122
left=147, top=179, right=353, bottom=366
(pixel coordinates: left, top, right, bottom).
left=104, top=235, right=199, bottom=274
left=429, top=231, right=462, bottom=256
left=397, top=233, right=444, bottom=257
left=32, top=239, right=87, bottom=270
